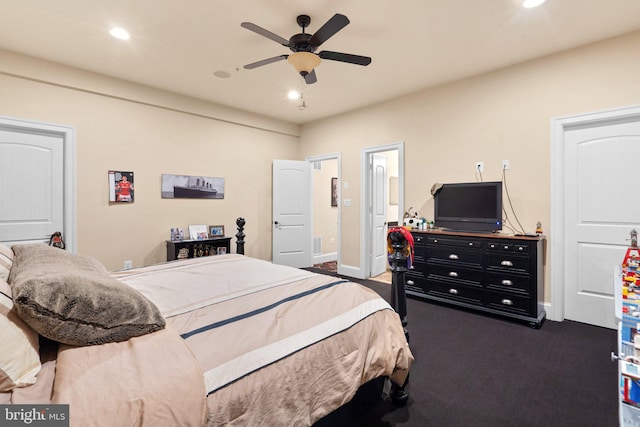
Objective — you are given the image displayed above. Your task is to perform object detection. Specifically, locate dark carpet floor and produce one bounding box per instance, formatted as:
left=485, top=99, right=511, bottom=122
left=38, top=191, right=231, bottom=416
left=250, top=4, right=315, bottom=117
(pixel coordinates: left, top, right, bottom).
left=306, top=267, right=618, bottom=427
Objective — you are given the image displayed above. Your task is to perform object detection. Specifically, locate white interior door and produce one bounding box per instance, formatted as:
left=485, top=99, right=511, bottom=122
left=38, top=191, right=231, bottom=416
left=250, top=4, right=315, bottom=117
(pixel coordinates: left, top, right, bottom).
left=564, top=116, right=640, bottom=329
left=0, top=128, right=64, bottom=244
left=272, top=159, right=311, bottom=268
left=370, top=154, right=387, bottom=277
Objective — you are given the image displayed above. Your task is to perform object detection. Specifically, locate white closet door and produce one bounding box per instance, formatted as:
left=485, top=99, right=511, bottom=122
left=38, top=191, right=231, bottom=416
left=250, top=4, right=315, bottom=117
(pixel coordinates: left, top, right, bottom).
left=563, top=117, right=640, bottom=329
left=0, top=128, right=64, bottom=243
left=272, top=159, right=312, bottom=268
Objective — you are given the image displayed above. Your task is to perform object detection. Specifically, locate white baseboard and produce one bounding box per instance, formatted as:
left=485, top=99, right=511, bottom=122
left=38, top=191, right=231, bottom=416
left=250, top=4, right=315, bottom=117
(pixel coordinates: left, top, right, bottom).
left=544, top=301, right=560, bottom=322
left=337, top=264, right=365, bottom=280
left=312, top=252, right=337, bottom=264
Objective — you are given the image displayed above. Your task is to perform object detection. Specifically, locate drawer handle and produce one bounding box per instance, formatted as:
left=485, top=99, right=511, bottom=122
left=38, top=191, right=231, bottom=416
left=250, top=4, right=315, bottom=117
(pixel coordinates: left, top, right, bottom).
left=501, top=299, right=513, bottom=306
left=449, top=288, right=458, bottom=295
left=449, top=271, right=458, bottom=277
left=449, top=254, right=459, bottom=260
left=500, top=260, right=513, bottom=267
left=501, top=279, right=513, bottom=286
left=407, top=280, right=415, bottom=285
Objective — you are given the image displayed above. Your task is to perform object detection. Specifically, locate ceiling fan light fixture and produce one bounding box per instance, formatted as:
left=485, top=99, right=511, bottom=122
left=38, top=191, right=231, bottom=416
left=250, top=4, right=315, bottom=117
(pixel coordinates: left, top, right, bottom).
left=287, top=52, right=320, bottom=76
left=522, top=0, right=546, bottom=8
left=287, top=90, right=300, bottom=100
left=109, top=27, right=130, bottom=40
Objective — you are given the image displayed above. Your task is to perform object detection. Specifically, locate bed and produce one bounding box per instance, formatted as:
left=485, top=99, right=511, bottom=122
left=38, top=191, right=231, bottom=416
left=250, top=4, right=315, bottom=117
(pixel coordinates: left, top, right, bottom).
left=0, top=227, right=413, bottom=426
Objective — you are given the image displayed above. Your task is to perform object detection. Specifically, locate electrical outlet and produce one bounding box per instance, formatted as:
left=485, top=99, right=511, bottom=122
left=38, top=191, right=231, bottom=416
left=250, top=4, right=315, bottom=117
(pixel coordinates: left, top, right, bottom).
left=124, top=260, right=132, bottom=270
left=475, top=162, right=484, bottom=172
left=502, top=160, right=510, bottom=170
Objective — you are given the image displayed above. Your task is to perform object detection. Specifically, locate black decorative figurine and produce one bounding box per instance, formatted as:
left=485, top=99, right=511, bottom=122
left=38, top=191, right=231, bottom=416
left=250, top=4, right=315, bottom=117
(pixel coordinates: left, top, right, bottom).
left=235, top=217, right=246, bottom=255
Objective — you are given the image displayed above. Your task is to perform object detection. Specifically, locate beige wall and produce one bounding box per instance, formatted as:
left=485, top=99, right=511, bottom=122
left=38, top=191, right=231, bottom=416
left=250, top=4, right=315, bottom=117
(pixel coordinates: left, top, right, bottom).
left=0, top=48, right=300, bottom=271
left=299, top=30, right=640, bottom=300
left=2, top=29, right=640, bottom=300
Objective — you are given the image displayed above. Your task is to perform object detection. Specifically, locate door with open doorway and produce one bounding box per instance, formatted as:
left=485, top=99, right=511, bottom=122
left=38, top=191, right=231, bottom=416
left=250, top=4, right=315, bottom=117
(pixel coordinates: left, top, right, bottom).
left=311, top=157, right=339, bottom=270
left=557, top=107, right=640, bottom=329
left=370, top=154, right=388, bottom=278
left=362, top=143, right=402, bottom=281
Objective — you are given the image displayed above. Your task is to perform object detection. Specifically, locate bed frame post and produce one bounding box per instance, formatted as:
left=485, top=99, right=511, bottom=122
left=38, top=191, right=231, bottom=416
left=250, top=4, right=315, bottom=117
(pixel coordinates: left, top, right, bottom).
left=235, top=217, right=246, bottom=255
left=388, top=231, right=409, bottom=341
left=388, top=230, right=410, bottom=405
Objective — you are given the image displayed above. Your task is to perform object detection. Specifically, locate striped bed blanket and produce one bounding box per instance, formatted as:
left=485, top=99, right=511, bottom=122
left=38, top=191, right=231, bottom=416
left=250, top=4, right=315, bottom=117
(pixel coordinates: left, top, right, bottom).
left=53, top=255, right=412, bottom=426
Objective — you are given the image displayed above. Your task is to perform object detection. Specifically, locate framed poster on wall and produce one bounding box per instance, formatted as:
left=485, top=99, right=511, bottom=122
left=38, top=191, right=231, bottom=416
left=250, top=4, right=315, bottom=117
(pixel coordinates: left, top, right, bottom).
left=109, top=171, right=134, bottom=203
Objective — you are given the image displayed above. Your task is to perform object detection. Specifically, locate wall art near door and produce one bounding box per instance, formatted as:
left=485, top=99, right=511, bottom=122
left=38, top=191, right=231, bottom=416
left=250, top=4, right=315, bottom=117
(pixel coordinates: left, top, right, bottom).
left=109, top=170, right=134, bottom=203
left=331, top=177, right=338, bottom=207
left=161, top=174, right=224, bottom=199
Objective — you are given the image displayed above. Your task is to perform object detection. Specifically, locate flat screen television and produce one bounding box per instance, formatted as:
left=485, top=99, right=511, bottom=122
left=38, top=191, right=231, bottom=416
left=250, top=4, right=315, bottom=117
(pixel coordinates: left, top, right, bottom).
left=433, top=181, right=503, bottom=232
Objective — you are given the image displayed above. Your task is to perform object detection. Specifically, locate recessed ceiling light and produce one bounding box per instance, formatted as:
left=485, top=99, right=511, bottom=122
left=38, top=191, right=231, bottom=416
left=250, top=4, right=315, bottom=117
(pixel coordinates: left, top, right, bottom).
left=213, top=70, right=231, bottom=79
left=109, top=27, right=130, bottom=40
left=522, top=0, right=547, bottom=8
left=288, top=90, right=300, bottom=100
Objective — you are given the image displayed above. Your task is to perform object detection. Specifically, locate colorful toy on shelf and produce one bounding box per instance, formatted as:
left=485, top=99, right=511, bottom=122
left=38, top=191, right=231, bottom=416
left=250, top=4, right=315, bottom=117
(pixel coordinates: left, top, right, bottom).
left=620, top=229, right=640, bottom=408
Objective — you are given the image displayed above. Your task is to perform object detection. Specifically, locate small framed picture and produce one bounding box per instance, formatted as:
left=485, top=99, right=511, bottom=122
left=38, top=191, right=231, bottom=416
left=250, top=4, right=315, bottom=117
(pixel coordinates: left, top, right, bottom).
left=109, top=170, right=135, bottom=203
left=189, top=224, right=208, bottom=240
left=331, top=177, right=338, bottom=207
left=209, top=225, right=225, bottom=237
left=216, top=246, right=227, bottom=255
left=170, top=227, right=184, bottom=242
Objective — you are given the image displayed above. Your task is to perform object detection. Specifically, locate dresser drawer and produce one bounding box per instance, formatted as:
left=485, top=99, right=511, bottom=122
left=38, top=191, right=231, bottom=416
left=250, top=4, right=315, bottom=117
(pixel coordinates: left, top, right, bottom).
left=428, top=236, right=483, bottom=249
left=413, top=234, right=427, bottom=246
left=485, top=290, right=532, bottom=316
left=406, top=264, right=426, bottom=280
left=412, top=245, right=427, bottom=264
left=486, top=241, right=530, bottom=254
left=428, top=264, right=483, bottom=286
left=485, top=253, right=530, bottom=274
left=428, top=279, right=484, bottom=306
left=485, top=271, right=532, bottom=296
left=404, top=274, right=426, bottom=295
left=428, top=247, right=483, bottom=268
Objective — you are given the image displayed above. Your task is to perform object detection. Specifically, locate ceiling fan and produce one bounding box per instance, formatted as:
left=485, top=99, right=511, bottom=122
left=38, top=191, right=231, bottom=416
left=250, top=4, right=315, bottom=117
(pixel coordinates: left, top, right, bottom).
left=241, top=13, right=371, bottom=84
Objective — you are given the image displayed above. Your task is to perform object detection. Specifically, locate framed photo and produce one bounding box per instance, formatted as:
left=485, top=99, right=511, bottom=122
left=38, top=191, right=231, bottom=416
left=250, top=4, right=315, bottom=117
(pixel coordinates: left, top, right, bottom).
left=161, top=174, right=225, bottom=199
left=170, top=227, right=184, bottom=242
left=331, top=177, right=338, bottom=207
left=216, top=246, right=227, bottom=255
left=109, top=170, right=134, bottom=203
left=189, top=224, right=208, bottom=240
left=209, top=225, right=225, bottom=237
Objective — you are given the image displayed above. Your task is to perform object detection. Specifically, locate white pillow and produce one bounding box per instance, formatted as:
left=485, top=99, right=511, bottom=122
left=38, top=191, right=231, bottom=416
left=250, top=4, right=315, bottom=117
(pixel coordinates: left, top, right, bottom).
left=0, top=279, right=41, bottom=391
left=0, top=244, right=12, bottom=281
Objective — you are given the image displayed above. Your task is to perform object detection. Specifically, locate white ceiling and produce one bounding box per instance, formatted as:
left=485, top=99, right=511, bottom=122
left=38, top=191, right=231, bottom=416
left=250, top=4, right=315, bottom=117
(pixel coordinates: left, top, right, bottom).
left=2, top=0, right=640, bottom=125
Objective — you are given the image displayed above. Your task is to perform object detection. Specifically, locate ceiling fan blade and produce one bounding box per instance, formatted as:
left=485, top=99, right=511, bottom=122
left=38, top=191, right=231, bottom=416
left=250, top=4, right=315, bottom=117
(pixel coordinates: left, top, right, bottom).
left=304, top=69, right=317, bottom=84
left=308, top=14, right=349, bottom=48
left=243, top=55, right=288, bottom=69
left=318, top=51, right=371, bottom=66
left=241, top=22, right=289, bottom=46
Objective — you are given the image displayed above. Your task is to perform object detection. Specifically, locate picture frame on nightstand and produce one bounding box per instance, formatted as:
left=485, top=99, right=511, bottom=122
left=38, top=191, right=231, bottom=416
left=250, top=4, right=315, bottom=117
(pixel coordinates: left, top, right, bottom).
left=189, top=224, right=208, bottom=240
left=209, top=225, right=225, bottom=237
